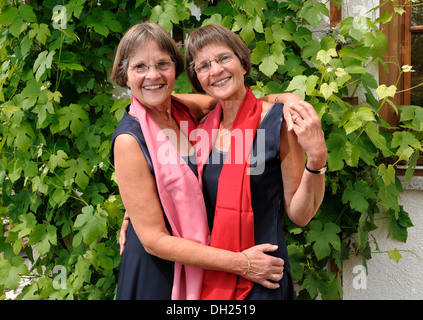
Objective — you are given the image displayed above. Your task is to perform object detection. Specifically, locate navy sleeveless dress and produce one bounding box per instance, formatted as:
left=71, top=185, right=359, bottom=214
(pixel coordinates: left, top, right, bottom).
left=202, top=103, right=295, bottom=300
left=111, top=109, right=197, bottom=300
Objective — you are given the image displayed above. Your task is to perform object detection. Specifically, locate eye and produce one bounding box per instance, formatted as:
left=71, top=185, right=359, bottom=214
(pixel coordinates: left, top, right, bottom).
left=157, top=61, right=170, bottom=69
left=197, top=62, right=210, bottom=73
left=135, top=64, right=147, bottom=72
left=219, top=54, right=232, bottom=64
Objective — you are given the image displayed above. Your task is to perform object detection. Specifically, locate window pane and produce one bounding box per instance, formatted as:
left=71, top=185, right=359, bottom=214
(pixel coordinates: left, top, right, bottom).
left=411, top=1, right=423, bottom=107
left=412, top=0, right=423, bottom=26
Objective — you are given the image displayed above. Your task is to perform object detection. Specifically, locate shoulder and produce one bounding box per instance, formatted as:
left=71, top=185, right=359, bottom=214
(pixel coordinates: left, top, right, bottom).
left=259, top=101, right=283, bottom=126
left=113, top=133, right=146, bottom=165
left=261, top=100, right=273, bottom=112
left=113, top=111, right=141, bottom=139
left=112, top=111, right=146, bottom=151
left=111, top=110, right=152, bottom=171
left=114, top=132, right=139, bottom=148
left=113, top=133, right=152, bottom=177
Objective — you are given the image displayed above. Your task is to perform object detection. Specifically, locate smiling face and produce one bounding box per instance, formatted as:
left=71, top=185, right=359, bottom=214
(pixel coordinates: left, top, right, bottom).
left=126, top=39, right=175, bottom=110
left=193, top=43, right=247, bottom=102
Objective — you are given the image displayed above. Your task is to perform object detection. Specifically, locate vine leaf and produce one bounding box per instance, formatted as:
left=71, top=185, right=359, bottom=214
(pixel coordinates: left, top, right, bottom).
left=33, top=50, right=55, bottom=81
left=29, top=224, right=58, bottom=256
left=73, top=206, right=108, bottom=247
left=388, top=249, right=402, bottom=264
left=342, top=180, right=376, bottom=213
left=0, top=256, right=28, bottom=290
left=299, top=0, right=329, bottom=28
left=306, top=221, right=341, bottom=260
left=376, top=84, right=397, bottom=100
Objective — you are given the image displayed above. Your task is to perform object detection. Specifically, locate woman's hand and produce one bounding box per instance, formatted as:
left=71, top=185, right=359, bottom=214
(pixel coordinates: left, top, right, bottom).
left=119, top=211, right=130, bottom=255
left=289, top=100, right=327, bottom=167
left=279, top=100, right=327, bottom=227
left=240, top=244, right=285, bottom=289
left=260, top=93, right=303, bottom=132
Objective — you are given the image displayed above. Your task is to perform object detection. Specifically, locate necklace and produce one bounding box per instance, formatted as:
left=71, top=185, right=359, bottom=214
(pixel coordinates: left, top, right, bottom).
left=222, top=128, right=231, bottom=135
left=156, top=117, right=179, bottom=130
left=220, top=122, right=232, bottom=135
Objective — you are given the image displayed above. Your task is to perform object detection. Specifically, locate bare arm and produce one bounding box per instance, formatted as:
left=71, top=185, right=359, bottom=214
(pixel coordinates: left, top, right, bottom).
left=114, top=133, right=284, bottom=288
left=280, top=101, right=327, bottom=227
left=173, top=94, right=217, bottom=120
left=174, top=92, right=302, bottom=129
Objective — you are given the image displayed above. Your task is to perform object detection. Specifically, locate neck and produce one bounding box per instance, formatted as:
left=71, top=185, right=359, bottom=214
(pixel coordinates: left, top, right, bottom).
left=219, top=87, right=247, bottom=129
left=144, top=98, right=173, bottom=123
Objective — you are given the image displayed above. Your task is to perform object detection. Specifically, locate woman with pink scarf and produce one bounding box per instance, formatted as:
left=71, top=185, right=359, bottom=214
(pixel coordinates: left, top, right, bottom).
left=111, top=22, right=305, bottom=300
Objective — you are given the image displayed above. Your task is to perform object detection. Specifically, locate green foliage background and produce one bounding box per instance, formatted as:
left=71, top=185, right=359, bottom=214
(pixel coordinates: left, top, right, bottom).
left=0, top=0, right=421, bottom=300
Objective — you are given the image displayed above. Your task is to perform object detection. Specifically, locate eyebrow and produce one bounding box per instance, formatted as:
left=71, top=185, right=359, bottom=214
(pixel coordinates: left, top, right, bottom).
left=195, top=51, right=233, bottom=65
left=129, top=57, right=172, bottom=68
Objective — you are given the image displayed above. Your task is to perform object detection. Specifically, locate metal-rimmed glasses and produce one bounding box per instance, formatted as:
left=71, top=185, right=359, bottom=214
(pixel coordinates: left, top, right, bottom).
left=130, top=60, right=175, bottom=74
left=192, top=52, right=235, bottom=74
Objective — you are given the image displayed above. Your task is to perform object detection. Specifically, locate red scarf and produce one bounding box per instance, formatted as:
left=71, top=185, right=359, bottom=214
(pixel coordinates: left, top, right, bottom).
left=196, top=87, right=262, bottom=300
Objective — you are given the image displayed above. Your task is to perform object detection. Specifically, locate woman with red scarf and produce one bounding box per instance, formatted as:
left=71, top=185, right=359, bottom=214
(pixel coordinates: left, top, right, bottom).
left=185, top=25, right=327, bottom=300
left=112, top=22, right=303, bottom=300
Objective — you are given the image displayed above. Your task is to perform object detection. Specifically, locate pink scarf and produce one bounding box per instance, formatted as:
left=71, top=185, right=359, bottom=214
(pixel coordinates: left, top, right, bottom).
left=129, top=95, right=210, bottom=300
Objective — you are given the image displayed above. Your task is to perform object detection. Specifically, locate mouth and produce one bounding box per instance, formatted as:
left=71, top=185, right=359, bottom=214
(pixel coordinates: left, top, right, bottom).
left=211, top=77, right=232, bottom=87
left=143, top=84, right=166, bottom=91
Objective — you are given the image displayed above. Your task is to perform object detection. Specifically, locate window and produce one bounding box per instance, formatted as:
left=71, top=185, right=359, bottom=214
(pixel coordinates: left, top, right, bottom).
left=380, top=0, right=423, bottom=174
left=408, top=0, right=423, bottom=107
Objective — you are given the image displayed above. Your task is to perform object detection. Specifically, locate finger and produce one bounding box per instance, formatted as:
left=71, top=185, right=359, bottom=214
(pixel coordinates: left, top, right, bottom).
left=291, top=113, right=303, bottom=126
left=119, top=240, right=125, bottom=255
left=284, top=103, right=295, bottom=131
left=289, top=101, right=308, bottom=118
left=269, top=271, right=284, bottom=282
left=255, top=243, right=279, bottom=253
left=259, top=280, right=280, bottom=290
left=296, top=100, right=319, bottom=120
left=119, top=234, right=126, bottom=255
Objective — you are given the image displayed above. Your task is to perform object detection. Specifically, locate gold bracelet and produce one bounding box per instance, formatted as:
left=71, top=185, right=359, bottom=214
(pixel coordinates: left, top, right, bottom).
left=240, top=252, right=251, bottom=276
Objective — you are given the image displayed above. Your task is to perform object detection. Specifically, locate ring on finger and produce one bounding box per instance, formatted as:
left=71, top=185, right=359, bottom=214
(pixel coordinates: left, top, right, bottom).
left=270, top=274, right=276, bottom=281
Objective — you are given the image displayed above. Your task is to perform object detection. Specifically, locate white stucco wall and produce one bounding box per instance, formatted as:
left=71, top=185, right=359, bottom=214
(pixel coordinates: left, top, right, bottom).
left=342, top=177, right=423, bottom=299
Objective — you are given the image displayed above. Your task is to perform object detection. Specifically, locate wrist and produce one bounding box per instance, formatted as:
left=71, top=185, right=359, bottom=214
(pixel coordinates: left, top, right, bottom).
left=306, top=149, right=327, bottom=169
left=238, top=252, right=251, bottom=276
left=305, top=162, right=327, bottom=174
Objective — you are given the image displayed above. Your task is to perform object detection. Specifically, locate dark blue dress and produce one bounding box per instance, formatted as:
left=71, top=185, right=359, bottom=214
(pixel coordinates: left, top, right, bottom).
left=112, top=109, right=198, bottom=300
left=202, top=103, right=295, bottom=300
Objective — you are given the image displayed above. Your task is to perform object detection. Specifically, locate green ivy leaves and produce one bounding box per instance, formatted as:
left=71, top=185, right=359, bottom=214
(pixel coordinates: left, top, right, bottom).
left=150, top=0, right=193, bottom=32
left=251, top=42, right=285, bottom=77
left=298, top=0, right=329, bottom=28
left=0, top=257, right=29, bottom=290
left=87, top=8, right=123, bottom=37
left=73, top=206, right=108, bottom=249
left=0, top=0, right=420, bottom=301
left=306, top=221, right=341, bottom=261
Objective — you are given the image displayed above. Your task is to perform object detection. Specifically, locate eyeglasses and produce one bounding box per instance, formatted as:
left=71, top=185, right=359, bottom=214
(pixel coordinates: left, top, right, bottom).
left=193, top=53, right=235, bottom=74
left=130, top=61, right=175, bottom=74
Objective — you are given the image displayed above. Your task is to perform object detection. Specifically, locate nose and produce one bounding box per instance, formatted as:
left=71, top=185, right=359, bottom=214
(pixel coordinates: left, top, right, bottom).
left=145, top=65, right=161, bottom=79
left=209, top=60, right=224, bottom=75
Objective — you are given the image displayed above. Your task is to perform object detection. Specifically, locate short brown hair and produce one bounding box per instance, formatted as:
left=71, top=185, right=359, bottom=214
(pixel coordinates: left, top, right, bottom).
left=112, top=22, right=184, bottom=88
left=185, top=24, right=251, bottom=93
